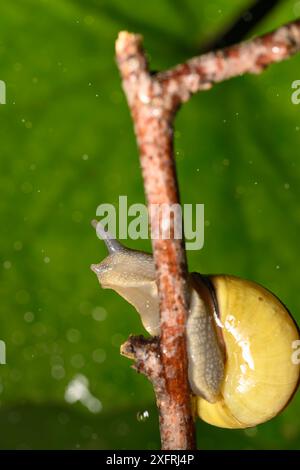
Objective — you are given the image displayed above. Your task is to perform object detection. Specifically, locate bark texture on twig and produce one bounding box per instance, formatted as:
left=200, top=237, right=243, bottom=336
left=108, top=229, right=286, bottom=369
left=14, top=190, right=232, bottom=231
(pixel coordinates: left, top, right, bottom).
left=116, top=32, right=195, bottom=451
left=121, top=337, right=171, bottom=436
left=121, top=336, right=195, bottom=450
left=157, top=19, right=300, bottom=105
left=115, top=17, right=300, bottom=450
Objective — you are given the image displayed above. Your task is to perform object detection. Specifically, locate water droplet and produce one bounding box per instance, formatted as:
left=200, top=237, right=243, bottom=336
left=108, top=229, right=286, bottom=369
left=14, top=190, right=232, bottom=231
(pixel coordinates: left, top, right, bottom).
left=14, top=241, right=23, bottom=251
left=272, top=46, right=281, bottom=54
left=71, top=354, right=85, bottom=369
left=50, top=354, right=64, bottom=366
left=137, top=410, right=149, bottom=422
left=44, top=256, right=50, bottom=264
left=82, top=154, right=89, bottom=160
left=92, top=348, right=106, bottom=364
left=21, top=182, right=33, bottom=194
left=51, top=364, right=65, bottom=380
left=24, top=311, right=34, bottom=323
left=80, top=425, right=92, bottom=438
left=151, top=108, right=162, bottom=117
left=84, top=15, right=94, bottom=25
left=236, top=185, right=245, bottom=195
left=33, top=322, right=47, bottom=337
left=92, top=306, right=107, bottom=321
left=139, top=92, right=150, bottom=104
left=3, top=261, right=12, bottom=270
left=57, top=412, right=69, bottom=425
left=66, top=328, right=81, bottom=343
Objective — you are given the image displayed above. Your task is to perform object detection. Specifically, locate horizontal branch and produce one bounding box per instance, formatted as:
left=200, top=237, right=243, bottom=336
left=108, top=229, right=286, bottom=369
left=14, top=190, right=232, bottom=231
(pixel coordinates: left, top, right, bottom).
left=121, top=335, right=196, bottom=450
left=120, top=336, right=196, bottom=449
left=121, top=336, right=163, bottom=396
left=157, top=19, right=300, bottom=104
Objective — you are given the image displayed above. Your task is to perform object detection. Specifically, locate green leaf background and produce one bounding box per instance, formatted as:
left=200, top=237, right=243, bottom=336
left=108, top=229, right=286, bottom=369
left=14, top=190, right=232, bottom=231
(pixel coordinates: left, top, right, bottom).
left=0, top=0, right=300, bottom=449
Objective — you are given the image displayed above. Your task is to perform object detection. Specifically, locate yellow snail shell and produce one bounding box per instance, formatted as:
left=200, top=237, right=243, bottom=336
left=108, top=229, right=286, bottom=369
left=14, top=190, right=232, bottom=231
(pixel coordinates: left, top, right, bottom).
left=91, top=221, right=300, bottom=429
left=195, top=274, right=300, bottom=428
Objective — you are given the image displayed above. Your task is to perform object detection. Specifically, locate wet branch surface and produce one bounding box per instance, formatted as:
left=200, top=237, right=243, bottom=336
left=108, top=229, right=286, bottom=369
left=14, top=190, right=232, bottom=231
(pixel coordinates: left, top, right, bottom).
left=115, top=18, right=300, bottom=450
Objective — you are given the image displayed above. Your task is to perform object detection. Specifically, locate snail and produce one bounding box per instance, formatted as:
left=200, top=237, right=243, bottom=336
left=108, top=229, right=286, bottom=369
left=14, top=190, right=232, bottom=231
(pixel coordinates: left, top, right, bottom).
left=91, top=221, right=300, bottom=429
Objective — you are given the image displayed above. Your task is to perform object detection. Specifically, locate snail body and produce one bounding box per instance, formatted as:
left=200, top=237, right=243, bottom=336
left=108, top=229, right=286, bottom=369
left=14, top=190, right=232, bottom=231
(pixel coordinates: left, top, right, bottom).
left=91, top=222, right=300, bottom=429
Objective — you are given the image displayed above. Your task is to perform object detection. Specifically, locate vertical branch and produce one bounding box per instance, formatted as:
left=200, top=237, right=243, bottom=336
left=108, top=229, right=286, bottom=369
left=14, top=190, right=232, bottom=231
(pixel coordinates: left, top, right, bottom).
left=114, top=18, right=300, bottom=450
left=116, top=32, right=196, bottom=450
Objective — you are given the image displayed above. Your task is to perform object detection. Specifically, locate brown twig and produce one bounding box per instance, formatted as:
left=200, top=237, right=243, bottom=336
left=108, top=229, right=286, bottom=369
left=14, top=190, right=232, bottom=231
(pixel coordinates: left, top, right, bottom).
left=121, top=334, right=195, bottom=450
left=157, top=19, right=300, bottom=105
left=115, top=18, right=300, bottom=450
left=121, top=336, right=197, bottom=449
left=122, top=335, right=197, bottom=449
left=116, top=32, right=195, bottom=450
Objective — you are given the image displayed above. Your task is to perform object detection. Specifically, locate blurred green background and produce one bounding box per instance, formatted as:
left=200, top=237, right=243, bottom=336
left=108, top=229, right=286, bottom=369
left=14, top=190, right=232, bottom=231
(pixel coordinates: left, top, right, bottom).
left=0, top=0, right=300, bottom=450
